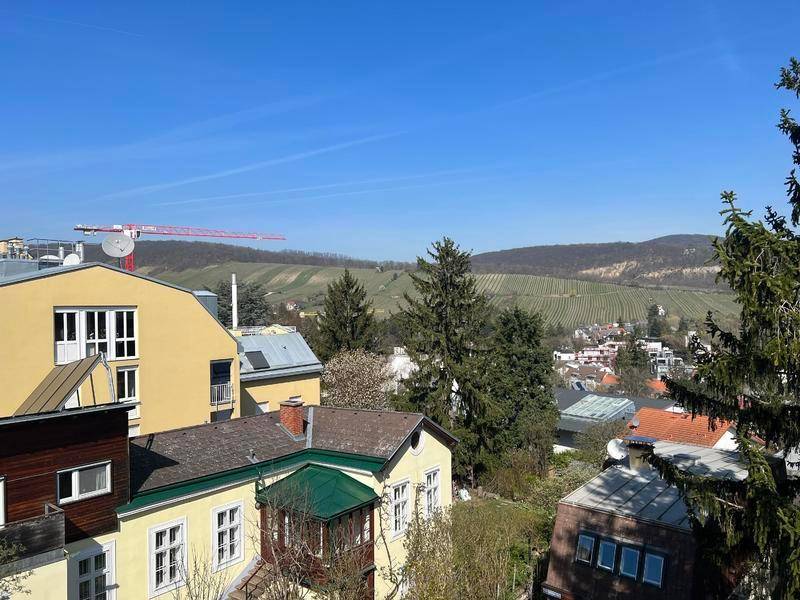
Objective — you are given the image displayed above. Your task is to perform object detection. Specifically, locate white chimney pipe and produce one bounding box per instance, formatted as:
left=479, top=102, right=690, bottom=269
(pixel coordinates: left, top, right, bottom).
left=231, top=273, right=238, bottom=330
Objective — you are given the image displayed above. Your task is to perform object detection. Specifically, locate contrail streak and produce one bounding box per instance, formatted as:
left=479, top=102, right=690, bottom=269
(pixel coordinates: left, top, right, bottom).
left=100, top=132, right=402, bottom=200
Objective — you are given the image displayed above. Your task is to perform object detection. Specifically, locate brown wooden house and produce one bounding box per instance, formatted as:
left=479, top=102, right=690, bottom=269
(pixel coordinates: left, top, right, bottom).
left=0, top=402, right=131, bottom=570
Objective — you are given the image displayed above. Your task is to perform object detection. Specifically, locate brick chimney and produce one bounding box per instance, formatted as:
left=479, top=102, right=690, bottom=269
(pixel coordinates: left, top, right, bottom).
left=280, top=399, right=304, bottom=436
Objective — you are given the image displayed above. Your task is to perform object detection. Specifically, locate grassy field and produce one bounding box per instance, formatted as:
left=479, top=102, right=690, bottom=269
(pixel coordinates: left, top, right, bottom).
left=146, top=261, right=739, bottom=326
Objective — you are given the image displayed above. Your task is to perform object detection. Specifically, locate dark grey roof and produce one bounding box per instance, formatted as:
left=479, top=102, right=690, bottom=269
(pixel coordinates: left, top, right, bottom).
left=561, top=466, right=691, bottom=530
left=238, top=333, right=322, bottom=381
left=129, top=406, right=455, bottom=494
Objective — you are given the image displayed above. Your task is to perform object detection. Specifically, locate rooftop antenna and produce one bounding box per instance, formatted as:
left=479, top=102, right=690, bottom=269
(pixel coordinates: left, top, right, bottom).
left=606, top=438, right=628, bottom=461
left=101, top=232, right=135, bottom=270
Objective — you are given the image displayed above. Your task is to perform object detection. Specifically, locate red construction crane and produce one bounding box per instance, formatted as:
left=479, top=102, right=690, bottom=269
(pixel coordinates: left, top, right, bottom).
left=75, top=223, right=286, bottom=271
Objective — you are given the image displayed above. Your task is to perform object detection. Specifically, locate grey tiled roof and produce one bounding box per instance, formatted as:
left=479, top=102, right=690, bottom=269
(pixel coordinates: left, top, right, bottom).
left=238, top=333, right=322, bottom=381
left=130, top=406, right=452, bottom=494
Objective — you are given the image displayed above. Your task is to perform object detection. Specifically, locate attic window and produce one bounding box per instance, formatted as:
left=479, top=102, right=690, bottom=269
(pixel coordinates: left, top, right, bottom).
left=410, top=430, right=424, bottom=455
left=245, top=351, right=270, bottom=370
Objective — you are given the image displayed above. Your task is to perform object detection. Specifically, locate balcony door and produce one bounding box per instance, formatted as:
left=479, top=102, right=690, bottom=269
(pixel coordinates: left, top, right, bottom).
left=210, top=360, right=233, bottom=406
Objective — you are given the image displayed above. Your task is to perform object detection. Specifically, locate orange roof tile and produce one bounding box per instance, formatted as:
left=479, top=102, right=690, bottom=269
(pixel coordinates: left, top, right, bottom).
left=647, top=379, right=667, bottom=393
left=600, top=373, right=620, bottom=385
left=628, top=407, right=732, bottom=447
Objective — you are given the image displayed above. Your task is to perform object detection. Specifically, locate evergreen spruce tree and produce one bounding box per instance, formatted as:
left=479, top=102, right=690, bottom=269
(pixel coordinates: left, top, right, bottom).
left=483, top=307, right=558, bottom=476
left=398, top=237, right=489, bottom=483
left=655, top=58, right=800, bottom=599
left=317, top=269, right=376, bottom=361
left=212, top=279, right=271, bottom=328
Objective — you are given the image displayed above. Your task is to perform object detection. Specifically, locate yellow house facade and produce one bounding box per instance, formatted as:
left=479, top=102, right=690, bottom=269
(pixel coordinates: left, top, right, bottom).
left=3, top=401, right=454, bottom=600
left=0, top=263, right=323, bottom=435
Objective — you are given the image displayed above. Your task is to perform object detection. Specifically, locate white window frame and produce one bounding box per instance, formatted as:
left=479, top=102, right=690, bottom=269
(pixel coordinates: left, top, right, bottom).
left=116, top=366, right=140, bottom=419
left=391, top=479, right=410, bottom=537
left=423, top=467, right=441, bottom=518
left=54, top=308, right=138, bottom=365
left=619, top=546, right=640, bottom=579
left=642, top=552, right=665, bottom=587
left=54, top=310, right=80, bottom=363
left=113, top=309, right=137, bottom=359
left=128, top=425, right=141, bottom=438
left=211, top=501, right=244, bottom=572
left=575, top=533, right=595, bottom=565
left=57, top=461, right=111, bottom=505
left=597, top=540, right=617, bottom=572
left=74, top=540, right=116, bottom=600
left=84, top=310, right=110, bottom=358
left=0, top=476, right=5, bottom=528
left=149, top=517, right=187, bottom=598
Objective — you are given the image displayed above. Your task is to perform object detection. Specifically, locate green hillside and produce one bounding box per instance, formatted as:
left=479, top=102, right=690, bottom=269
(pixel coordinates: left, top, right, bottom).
left=146, top=261, right=739, bottom=326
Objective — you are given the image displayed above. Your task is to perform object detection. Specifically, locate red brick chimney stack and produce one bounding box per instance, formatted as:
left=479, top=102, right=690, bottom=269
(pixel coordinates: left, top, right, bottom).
left=280, top=399, right=304, bottom=436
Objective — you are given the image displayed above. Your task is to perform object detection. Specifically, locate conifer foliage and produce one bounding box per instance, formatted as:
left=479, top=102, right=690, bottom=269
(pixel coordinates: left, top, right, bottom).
left=317, top=269, right=376, bottom=361
left=398, top=237, right=490, bottom=481
left=657, top=58, right=800, bottom=599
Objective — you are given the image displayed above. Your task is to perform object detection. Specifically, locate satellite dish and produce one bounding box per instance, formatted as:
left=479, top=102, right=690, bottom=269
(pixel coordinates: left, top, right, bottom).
left=102, top=233, right=135, bottom=258
left=607, top=438, right=628, bottom=461
left=631, top=417, right=640, bottom=429
left=62, top=253, right=81, bottom=266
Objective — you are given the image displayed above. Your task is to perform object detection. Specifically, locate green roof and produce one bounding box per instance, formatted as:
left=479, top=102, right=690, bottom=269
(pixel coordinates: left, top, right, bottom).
left=256, top=464, right=379, bottom=521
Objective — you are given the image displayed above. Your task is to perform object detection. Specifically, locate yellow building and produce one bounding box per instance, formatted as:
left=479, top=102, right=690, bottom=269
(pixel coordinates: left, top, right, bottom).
left=237, top=329, right=323, bottom=415
left=0, top=262, right=322, bottom=435
left=1, top=399, right=455, bottom=600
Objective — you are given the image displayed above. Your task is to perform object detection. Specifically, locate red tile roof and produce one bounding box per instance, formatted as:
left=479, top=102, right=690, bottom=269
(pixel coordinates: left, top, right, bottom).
left=628, top=407, right=732, bottom=447
left=647, top=379, right=668, bottom=393
left=600, top=373, right=620, bottom=386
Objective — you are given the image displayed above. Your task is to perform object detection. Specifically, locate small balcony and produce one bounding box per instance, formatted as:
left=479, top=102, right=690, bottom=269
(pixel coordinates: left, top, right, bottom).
left=0, top=503, right=65, bottom=563
left=210, top=381, right=234, bottom=405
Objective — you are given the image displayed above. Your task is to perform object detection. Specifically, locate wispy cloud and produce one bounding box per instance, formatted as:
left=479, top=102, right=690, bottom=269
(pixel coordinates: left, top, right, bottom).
left=153, top=167, right=479, bottom=207
left=100, top=131, right=403, bottom=200
left=7, top=12, right=144, bottom=37
left=178, top=173, right=509, bottom=213
left=0, top=95, right=327, bottom=175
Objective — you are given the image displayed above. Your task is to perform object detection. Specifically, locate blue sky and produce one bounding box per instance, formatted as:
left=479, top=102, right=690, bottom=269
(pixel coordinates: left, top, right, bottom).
left=1, top=2, right=798, bottom=260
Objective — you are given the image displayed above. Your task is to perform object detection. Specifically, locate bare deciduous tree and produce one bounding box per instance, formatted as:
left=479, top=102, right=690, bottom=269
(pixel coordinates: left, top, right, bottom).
left=0, top=540, right=31, bottom=597
left=171, top=547, right=231, bottom=600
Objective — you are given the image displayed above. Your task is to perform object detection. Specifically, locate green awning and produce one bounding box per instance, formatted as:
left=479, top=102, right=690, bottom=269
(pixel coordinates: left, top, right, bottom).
left=256, top=464, right=379, bottom=521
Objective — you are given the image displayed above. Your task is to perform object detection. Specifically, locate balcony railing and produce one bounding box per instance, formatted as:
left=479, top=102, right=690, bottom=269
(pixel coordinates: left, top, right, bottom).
left=210, top=381, right=234, bottom=405
left=0, top=503, right=65, bottom=563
